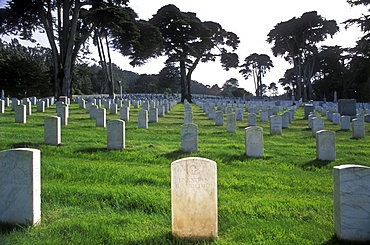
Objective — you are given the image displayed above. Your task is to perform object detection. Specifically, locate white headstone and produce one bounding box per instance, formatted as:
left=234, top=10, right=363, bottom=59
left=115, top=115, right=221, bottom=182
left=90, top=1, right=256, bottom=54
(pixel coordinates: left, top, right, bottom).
left=15, top=104, right=26, bottom=123
left=149, top=107, right=158, bottom=123
left=184, top=111, right=193, bottom=124
left=332, top=113, right=341, bottom=125
left=181, top=123, right=198, bottom=152
left=235, top=108, right=243, bottom=121
left=316, top=130, right=335, bottom=161
left=248, top=113, right=257, bottom=126
left=44, top=116, right=61, bottom=146
left=269, top=115, right=282, bottom=135
left=226, top=113, right=236, bottom=133
left=215, top=111, right=224, bottom=126
left=110, top=103, right=118, bottom=115
left=312, top=117, right=324, bottom=137
left=107, top=119, right=125, bottom=150
left=120, top=106, right=130, bottom=121
left=171, top=157, right=217, bottom=239
left=340, top=116, right=351, bottom=131
left=333, top=165, right=370, bottom=242
left=96, top=108, right=106, bottom=127
left=0, top=148, right=41, bottom=225
left=352, top=119, right=365, bottom=138
left=245, top=126, right=264, bottom=157
left=138, top=109, right=148, bottom=129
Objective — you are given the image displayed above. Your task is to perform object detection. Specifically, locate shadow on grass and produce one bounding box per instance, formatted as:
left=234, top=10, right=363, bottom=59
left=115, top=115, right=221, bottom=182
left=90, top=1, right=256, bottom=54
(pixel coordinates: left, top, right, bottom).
left=10, top=142, right=44, bottom=148
left=321, top=235, right=367, bottom=245
left=301, top=128, right=311, bottom=131
left=301, top=159, right=332, bottom=170
left=0, top=222, right=26, bottom=235
left=127, top=232, right=217, bottom=245
left=74, top=147, right=109, bottom=154
left=162, top=150, right=189, bottom=160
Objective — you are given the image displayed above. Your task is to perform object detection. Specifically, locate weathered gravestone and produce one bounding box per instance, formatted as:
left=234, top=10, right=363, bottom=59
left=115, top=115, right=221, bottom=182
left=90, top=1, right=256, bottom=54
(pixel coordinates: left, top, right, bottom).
left=107, top=119, right=125, bottom=150
left=304, top=104, right=314, bottom=119
left=281, top=113, right=289, bottom=128
left=332, top=113, right=341, bottom=125
left=57, top=104, right=68, bottom=125
left=96, top=108, right=106, bottom=127
left=36, top=101, right=45, bottom=112
left=184, top=111, right=193, bottom=124
left=352, top=119, right=365, bottom=138
left=149, top=107, right=158, bottom=123
left=245, top=126, right=264, bottom=157
left=341, top=116, right=351, bottom=131
left=0, top=100, right=4, bottom=113
left=215, top=111, right=224, bottom=126
left=260, top=110, right=268, bottom=122
left=333, top=165, right=370, bottom=242
left=90, top=105, right=98, bottom=119
left=181, top=123, right=198, bottom=153
left=235, top=108, right=243, bottom=121
left=138, top=109, right=148, bottom=129
left=0, top=148, right=41, bottom=225
left=226, top=113, right=236, bottom=133
left=338, top=99, right=356, bottom=118
left=15, top=104, right=26, bottom=123
left=312, top=117, right=324, bottom=137
left=316, top=130, right=336, bottom=161
left=248, top=113, right=257, bottom=126
left=120, top=106, right=130, bottom=121
left=270, top=115, right=282, bottom=135
left=171, top=157, right=217, bottom=239
left=44, top=116, right=61, bottom=146
left=110, top=103, right=118, bottom=115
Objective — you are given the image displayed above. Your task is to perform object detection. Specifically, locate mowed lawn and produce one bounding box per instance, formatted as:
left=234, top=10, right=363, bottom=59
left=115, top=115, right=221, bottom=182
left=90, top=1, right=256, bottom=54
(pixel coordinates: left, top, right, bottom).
left=0, top=101, right=369, bottom=245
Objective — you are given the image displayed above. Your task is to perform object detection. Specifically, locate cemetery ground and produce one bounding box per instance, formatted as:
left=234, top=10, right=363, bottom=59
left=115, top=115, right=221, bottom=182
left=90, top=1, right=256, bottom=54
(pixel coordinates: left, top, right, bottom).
left=0, top=102, right=369, bottom=245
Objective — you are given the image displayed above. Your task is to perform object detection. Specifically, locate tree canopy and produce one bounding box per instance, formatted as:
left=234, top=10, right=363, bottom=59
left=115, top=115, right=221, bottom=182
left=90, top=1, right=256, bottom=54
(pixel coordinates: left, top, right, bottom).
left=150, top=4, right=239, bottom=102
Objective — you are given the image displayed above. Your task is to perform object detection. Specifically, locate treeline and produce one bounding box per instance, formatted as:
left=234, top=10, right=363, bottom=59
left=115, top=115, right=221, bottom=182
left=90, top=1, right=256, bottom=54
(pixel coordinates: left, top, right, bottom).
left=1, top=38, right=245, bottom=98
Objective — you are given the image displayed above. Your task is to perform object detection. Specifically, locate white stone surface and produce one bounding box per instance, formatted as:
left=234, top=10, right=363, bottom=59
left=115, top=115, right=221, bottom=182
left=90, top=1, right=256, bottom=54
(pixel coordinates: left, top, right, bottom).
left=171, top=157, right=218, bottom=239
left=184, top=111, right=193, bottom=124
left=120, top=106, right=130, bottom=121
left=245, top=126, right=264, bottom=157
left=181, top=123, right=198, bottom=152
left=333, top=164, right=370, bottom=242
left=0, top=148, right=41, bottom=225
left=352, top=119, right=365, bottom=138
left=312, top=117, right=324, bottom=137
left=107, top=119, right=125, bottom=150
left=316, top=130, right=335, bottom=161
left=149, top=107, right=158, bottom=122
left=44, top=116, right=61, bottom=146
left=269, top=115, right=282, bottom=135
left=248, top=113, right=257, bottom=126
left=215, top=111, right=224, bottom=126
left=15, top=104, right=26, bottom=123
left=138, top=109, right=148, bottom=129
left=341, top=116, right=351, bottom=130
left=96, top=108, right=106, bottom=127
left=226, top=113, right=236, bottom=133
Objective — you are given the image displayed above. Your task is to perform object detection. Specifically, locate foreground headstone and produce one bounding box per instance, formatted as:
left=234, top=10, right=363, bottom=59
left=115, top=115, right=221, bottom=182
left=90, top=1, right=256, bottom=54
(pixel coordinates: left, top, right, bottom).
left=0, top=148, right=41, bottom=225
left=171, top=157, right=218, bottom=239
left=181, top=123, right=198, bottom=152
left=316, top=130, right=335, bottom=161
left=107, top=119, right=125, bottom=150
left=245, top=126, right=264, bottom=157
left=333, top=165, right=370, bottom=242
left=44, top=116, right=61, bottom=146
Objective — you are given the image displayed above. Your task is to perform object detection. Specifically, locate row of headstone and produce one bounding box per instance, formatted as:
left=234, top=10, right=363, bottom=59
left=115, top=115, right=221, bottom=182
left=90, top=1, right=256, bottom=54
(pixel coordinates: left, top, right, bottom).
left=4, top=149, right=367, bottom=242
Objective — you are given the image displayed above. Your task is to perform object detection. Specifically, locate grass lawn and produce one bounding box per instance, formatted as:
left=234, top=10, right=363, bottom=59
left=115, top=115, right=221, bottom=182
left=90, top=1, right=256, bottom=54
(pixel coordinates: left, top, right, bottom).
left=0, top=101, right=369, bottom=244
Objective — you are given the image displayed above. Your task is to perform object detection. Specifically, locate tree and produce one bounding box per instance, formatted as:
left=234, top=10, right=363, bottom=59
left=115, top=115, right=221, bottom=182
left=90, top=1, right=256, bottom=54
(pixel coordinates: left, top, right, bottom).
left=268, top=82, right=279, bottom=97
left=0, top=38, right=53, bottom=98
left=221, top=78, right=239, bottom=97
left=150, top=4, right=239, bottom=103
left=239, top=53, right=273, bottom=98
left=0, top=0, right=161, bottom=100
left=267, top=11, right=338, bottom=101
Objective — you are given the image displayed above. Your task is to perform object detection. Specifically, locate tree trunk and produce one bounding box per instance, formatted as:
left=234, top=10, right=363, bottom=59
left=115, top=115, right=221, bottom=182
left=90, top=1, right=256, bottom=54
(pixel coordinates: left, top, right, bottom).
left=180, top=59, right=187, bottom=102
left=185, top=56, right=201, bottom=103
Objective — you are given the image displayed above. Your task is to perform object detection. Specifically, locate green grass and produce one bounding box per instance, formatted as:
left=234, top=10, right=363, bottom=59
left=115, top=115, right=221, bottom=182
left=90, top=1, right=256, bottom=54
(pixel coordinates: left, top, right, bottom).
left=0, top=101, right=369, bottom=244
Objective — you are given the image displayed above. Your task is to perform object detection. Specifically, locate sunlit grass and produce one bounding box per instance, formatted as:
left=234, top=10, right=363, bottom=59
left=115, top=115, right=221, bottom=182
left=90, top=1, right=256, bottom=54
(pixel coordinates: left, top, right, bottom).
left=0, top=101, right=369, bottom=244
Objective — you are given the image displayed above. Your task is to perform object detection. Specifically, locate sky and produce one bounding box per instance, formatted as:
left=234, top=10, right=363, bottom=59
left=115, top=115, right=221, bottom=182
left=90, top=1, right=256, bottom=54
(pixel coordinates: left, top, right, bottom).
left=0, top=0, right=368, bottom=95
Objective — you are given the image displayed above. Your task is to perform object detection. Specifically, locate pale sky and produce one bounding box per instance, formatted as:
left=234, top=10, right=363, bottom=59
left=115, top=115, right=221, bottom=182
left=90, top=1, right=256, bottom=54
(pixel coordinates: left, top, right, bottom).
left=0, top=0, right=368, bottom=95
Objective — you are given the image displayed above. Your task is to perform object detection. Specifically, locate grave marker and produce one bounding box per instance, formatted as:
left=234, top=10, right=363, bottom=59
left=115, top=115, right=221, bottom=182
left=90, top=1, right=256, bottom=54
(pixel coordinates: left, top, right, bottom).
left=316, top=130, right=336, bottom=161
left=181, top=123, right=198, bottom=152
left=107, top=119, right=125, bottom=150
left=171, top=157, right=217, bottom=239
left=226, top=113, right=236, bottom=133
left=44, top=116, right=61, bottom=146
left=0, top=148, right=41, bottom=225
left=333, top=165, right=370, bottom=242
left=245, top=126, right=264, bottom=157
